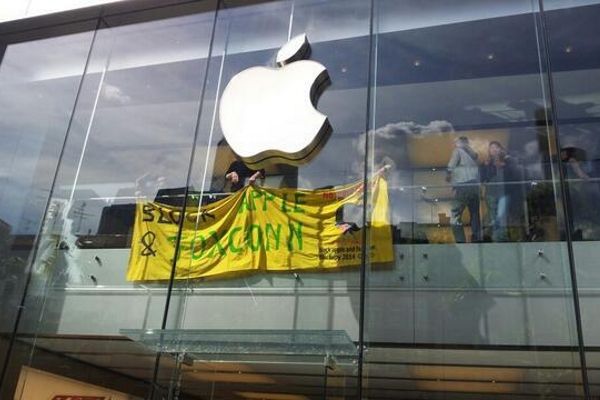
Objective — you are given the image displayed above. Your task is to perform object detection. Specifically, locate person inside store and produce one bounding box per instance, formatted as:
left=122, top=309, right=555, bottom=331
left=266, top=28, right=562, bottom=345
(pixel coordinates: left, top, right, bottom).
left=560, top=146, right=600, bottom=240
left=482, top=141, right=522, bottom=242
left=446, top=136, right=482, bottom=243
left=225, top=159, right=265, bottom=192
left=561, top=147, right=592, bottom=181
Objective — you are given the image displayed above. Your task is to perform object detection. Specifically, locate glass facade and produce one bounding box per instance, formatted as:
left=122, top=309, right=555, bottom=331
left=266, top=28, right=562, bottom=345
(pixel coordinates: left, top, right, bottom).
left=1, top=0, right=600, bottom=399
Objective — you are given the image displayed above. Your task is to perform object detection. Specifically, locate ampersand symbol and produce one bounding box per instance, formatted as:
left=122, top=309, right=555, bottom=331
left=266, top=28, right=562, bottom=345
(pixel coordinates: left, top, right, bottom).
left=199, top=209, right=215, bottom=223
left=140, top=231, right=157, bottom=256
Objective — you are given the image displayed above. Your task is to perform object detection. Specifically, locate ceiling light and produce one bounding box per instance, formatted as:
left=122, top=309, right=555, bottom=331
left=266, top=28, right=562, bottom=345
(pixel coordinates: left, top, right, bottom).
left=185, top=372, right=275, bottom=384
left=235, top=392, right=310, bottom=400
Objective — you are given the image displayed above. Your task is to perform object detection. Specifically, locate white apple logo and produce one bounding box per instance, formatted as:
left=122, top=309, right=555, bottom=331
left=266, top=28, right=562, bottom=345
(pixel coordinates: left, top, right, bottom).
left=219, top=34, right=331, bottom=168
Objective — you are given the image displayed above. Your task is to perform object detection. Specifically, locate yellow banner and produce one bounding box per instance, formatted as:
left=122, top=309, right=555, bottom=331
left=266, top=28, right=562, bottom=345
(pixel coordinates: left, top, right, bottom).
left=127, top=175, right=393, bottom=281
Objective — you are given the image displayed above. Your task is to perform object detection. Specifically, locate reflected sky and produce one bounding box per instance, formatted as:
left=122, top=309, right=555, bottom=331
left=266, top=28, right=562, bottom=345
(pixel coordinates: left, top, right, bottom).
left=0, top=32, right=94, bottom=234
left=2, top=1, right=600, bottom=234
left=0, top=0, right=124, bottom=23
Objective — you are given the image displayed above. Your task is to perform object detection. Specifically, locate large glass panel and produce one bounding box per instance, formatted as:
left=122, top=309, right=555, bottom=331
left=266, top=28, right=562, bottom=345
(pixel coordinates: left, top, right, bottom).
left=0, top=25, right=95, bottom=398
left=149, top=0, right=374, bottom=398
left=7, top=4, right=218, bottom=399
left=4, top=0, right=598, bottom=398
left=543, top=0, right=600, bottom=397
left=364, top=0, right=585, bottom=398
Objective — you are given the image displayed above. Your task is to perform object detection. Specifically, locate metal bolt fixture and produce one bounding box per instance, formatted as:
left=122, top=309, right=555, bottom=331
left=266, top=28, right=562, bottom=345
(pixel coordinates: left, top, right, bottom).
left=422, top=253, right=428, bottom=259
left=423, top=275, right=429, bottom=281
left=540, top=272, right=547, bottom=280
left=537, top=249, right=544, bottom=257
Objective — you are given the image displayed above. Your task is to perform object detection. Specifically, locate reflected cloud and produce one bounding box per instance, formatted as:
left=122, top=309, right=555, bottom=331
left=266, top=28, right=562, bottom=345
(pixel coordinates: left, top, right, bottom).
left=370, top=120, right=454, bottom=138
left=102, top=83, right=131, bottom=105
left=354, top=120, right=456, bottom=173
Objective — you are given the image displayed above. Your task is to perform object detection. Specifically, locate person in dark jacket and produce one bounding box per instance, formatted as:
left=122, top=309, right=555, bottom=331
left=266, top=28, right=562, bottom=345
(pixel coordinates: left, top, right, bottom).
left=482, top=141, right=521, bottom=242
left=560, top=147, right=600, bottom=239
left=225, top=160, right=265, bottom=192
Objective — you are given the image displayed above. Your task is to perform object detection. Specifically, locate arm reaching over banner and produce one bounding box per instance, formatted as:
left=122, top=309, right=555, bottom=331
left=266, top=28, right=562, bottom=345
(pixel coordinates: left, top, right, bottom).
left=374, top=164, right=391, bottom=176
left=225, top=160, right=265, bottom=192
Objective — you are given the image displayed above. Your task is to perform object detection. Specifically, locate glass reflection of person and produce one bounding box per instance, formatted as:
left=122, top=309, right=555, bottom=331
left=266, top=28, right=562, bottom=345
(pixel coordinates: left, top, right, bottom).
left=482, top=141, right=521, bottom=242
left=561, top=147, right=600, bottom=239
left=225, top=159, right=265, bottom=192
left=561, top=147, right=591, bottom=181
left=334, top=165, right=389, bottom=234
left=446, top=136, right=481, bottom=243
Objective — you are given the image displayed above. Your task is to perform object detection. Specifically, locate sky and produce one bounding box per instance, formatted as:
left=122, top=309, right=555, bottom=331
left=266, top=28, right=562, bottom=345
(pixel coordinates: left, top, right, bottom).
left=0, top=0, right=123, bottom=22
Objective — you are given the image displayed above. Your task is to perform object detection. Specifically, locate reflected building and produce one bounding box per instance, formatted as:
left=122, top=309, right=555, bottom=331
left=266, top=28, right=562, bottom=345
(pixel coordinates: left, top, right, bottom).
left=1, top=1, right=600, bottom=399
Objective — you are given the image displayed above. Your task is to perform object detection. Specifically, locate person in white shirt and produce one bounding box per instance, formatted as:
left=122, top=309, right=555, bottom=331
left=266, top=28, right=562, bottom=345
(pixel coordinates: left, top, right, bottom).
left=446, top=136, right=482, bottom=243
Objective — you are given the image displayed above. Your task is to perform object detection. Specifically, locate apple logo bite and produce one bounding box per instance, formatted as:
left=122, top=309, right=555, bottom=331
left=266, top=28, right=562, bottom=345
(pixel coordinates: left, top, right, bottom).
left=219, top=34, right=331, bottom=168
